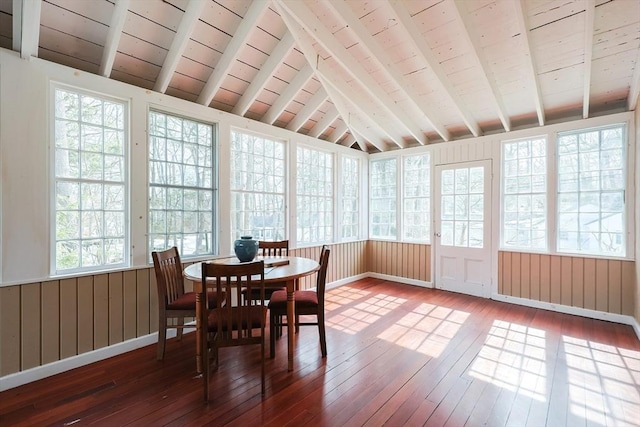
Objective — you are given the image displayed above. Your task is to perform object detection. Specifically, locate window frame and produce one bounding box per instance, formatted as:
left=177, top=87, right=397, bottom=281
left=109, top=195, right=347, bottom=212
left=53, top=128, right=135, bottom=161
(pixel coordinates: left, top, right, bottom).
left=339, top=154, right=361, bottom=241
left=295, top=145, right=334, bottom=246
left=500, top=136, right=548, bottom=252
left=402, top=152, right=431, bottom=243
left=147, top=109, right=218, bottom=260
left=51, top=84, right=130, bottom=275
left=369, top=157, right=398, bottom=240
left=229, top=129, right=287, bottom=242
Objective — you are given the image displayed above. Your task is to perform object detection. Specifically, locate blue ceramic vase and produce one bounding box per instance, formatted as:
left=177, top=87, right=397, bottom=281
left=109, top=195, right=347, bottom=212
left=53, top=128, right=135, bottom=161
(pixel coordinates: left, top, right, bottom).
left=234, top=236, right=258, bottom=262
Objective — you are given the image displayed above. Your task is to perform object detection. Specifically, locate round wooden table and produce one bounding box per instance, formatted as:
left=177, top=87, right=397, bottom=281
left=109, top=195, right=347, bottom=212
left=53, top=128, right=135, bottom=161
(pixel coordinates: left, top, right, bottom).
left=184, top=256, right=319, bottom=372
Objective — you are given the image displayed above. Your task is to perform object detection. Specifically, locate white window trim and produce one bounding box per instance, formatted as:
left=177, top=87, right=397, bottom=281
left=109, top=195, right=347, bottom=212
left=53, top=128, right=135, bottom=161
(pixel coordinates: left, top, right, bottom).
left=50, top=83, right=131, bottom=276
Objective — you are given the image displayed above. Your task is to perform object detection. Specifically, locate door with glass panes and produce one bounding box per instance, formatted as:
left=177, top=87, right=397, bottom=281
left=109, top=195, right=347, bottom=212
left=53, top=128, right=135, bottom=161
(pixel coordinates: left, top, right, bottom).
left=434, top=160, right=492, bottom=297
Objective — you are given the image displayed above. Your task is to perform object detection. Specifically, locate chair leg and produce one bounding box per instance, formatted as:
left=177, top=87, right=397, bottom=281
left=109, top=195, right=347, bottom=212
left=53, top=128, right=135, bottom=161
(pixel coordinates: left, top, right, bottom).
left=295, top=314, right=300, bottom=333
left=270, top=312, right=276, bottom=358
left=176, top=317, right=184, bottom=341
left=157, top=317, right=167, bottom=361
left=261, top=331, right=266, bottom=396
left=318, top=312, right=327, bottom=357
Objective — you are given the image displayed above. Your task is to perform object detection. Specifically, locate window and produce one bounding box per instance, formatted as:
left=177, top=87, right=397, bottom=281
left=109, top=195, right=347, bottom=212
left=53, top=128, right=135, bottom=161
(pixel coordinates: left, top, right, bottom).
left=557, top=125, right=626, bottom=256
left=230, top=131, right=286, bottom=241
left=297, top=147, right=333, bottom=244
left=502, top=137, right=547, bottom=250
left=341, top=156, right=360, bottom=240
left=148, top=111, right=216, bottom=257
left=403, top=154, right=430, bottom=241
left=53, top=88, right=127, bottom=273
left=441, top=166, right=484, bottom=248
left=370, top=158, right=397, bottom=239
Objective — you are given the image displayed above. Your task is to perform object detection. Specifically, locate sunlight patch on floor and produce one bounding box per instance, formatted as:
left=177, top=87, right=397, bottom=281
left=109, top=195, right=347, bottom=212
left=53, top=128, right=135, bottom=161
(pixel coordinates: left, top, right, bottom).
left=326, top=293, right=406, bottom=334
left=325, top=286, right=371, bottom=311
left=563, top=335, right=640, bottom=426
left=377, top=303, right=469, bottom=357
left=468, top=320, right=547, bottom=401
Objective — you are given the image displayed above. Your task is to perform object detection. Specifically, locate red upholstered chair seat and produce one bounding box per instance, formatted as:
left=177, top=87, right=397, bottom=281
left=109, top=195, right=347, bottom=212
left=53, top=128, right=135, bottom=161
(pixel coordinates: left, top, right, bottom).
left=268, top=290, right=318, bottom=310
left=167, top=291, right=220, bottom=311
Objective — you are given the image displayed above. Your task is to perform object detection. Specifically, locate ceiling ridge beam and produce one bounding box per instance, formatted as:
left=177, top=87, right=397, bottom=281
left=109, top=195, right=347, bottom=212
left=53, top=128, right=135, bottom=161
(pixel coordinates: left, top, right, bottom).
left=153, top=0, right=206, bottom=93
left=451, top=0, right=511, bottom=132
left=16, top=0, right=41, bottom=59
left=275, top=1, right=390, bottom=150
left=582, top=0, right=595, bottom=118
left=308, top=105, right=339, bottom=138
left=512, top=0, right=545, bottom=126
left=278, top=0, right=423, bottom=147
left=261, top=64, right=314, bottom=125
left=196, top=0, right=269, bottom=106
left=232, top=31, right=295, bottom=116
left=325, top=0, right=443, bottom=142
left=99, top=0, right=130, bottom=78
left=286, top=87, right=328, bottom=132
left=388, top=0, right=482, bottom=137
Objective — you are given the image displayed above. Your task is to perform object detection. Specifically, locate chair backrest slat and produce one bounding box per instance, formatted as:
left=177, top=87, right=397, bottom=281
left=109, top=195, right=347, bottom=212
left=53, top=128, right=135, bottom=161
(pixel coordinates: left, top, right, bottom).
left=316, top=245, right=330, bottom=309
left=152, top=247, right=185, bottom=305
left=258, top=240, right=289, bottom=257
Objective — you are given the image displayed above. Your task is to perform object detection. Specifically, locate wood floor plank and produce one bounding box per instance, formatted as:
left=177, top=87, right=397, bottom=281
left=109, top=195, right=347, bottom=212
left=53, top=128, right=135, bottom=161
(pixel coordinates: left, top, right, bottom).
left=1, top=278, right=638, bottom=427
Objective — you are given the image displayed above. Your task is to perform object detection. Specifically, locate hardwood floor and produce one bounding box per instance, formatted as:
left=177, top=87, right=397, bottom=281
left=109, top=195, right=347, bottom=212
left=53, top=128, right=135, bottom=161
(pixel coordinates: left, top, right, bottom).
left=1, top=278, right=639, bottom=426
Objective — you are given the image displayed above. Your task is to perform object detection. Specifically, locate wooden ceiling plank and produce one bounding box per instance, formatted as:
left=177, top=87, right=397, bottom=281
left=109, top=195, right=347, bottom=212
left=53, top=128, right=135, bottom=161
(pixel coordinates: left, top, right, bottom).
left=153, top=0, right=206, bottom=93
left=582, top=0, right=595, bottom=118
left=325, top=0, right=441, bottom=143
left=308, top=105, right=339, bottom=138
left=451, top=0, right=511, bottom=132
left=388, top=0, right=482, bottom=137
left=286, top=87, right=328, bottom=132
left=278, top=0, right=419, bottom=148
left=262, top=64, right=314, bottom=125
left=512, top=0, right=545, bottom=126
left=196, top=0, right=269, bottom=106
left=16, top=0, right=41, bottom=58
left=232, top=31, right=295, bottom=116
left=99, top=0, right=130, bottom=78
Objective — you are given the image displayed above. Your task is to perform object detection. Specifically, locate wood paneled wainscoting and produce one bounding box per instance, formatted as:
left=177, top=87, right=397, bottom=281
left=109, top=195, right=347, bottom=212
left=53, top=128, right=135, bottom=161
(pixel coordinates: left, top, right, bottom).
left=366, top=240, right=431, bottom=283
left=0, top=241, right=368, bottom=382
left=498, top=251, right=636, bottom=316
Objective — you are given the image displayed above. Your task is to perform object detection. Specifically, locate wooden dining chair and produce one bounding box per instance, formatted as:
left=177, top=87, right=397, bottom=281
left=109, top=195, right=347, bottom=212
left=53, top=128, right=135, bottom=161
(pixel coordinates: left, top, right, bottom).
left=268, top=245, right=330, bottom=359
left=243, top=239, right=289, bottom=303
left=201, top=260, right=267, bottom=400
left=151, top=246, right=222, bottom=361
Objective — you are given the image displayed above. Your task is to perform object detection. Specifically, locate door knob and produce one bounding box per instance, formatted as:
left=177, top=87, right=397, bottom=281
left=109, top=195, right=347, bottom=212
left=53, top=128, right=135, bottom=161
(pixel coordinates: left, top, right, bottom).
left=435, top=232, right=441, bottom=237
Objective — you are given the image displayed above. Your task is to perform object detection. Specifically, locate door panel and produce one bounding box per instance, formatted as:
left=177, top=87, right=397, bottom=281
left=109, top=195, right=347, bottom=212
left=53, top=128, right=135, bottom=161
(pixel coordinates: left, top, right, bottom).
left=434, top=160, right=492, bottom=297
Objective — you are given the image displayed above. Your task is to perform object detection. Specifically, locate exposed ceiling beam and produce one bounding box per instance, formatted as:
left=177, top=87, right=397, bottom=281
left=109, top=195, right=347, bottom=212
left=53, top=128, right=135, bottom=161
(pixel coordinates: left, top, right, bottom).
left=286, top=88, right=328, bottom=132
left=197, top=0, right=269, bottom=106
left=388, top=0, right=482, bottom=137
left=15, top=0, right=41, bottom=59
left=99, top=0, right=130, bottom=78
left=339, top=133, right=357, bottom=149
left=278, top=0, right=425, bottom=147
left=153, top=0, right=205, bottom=93
left=232, top=31, right=295, bottom=117
left=274, top=1, right=389, bottom=151
left=512, top=0, right=545, bottom=126
left=308, top=105, right=339, bottom=138
left=582, top=0, right=595, bottom=118
left=262, top=64, right=314, bottom=125
left=451, top=0, right=511, bottom=132
left=11, top=0, right=22, bottom=51
left=628, top=37, right=640, bottom=110
left=328, top=119, right=349, bottom=144
left=325, top=0, right=445, bottom=142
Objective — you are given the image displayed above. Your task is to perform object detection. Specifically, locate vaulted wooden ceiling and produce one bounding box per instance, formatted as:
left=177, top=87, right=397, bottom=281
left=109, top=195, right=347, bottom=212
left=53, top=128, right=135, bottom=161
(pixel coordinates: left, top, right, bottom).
left=1, top=0, right=639, bottom=152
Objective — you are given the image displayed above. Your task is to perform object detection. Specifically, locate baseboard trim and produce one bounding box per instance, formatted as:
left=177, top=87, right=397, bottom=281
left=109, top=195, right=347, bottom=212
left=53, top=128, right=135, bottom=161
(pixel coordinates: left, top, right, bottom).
left=492, top=293, right=640, bottom=341
left=327, top=273, right=368, bottom=290
left=0, top=326, right=195, bottom=392
left=366, top=272, right=432, bottom=288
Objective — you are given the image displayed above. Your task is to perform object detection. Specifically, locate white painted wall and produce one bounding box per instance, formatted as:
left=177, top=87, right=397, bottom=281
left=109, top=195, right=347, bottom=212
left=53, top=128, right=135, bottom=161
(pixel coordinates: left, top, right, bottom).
left=0, top=49, right=367, bottom=285
left=635, top=99, right=640, bottom=324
